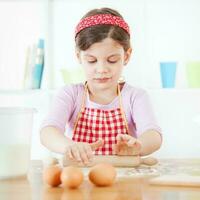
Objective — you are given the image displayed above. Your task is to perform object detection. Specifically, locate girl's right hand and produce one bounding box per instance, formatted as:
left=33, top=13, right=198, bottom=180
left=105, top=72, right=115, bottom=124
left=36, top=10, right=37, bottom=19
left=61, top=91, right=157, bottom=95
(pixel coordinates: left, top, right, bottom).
left=64, top=139, right=104, bottom=164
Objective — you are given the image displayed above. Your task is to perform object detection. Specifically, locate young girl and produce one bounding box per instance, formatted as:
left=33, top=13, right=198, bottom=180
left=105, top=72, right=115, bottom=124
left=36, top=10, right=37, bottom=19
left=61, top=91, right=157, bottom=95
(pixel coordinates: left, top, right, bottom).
left=40, top=7, right=162, bottom=165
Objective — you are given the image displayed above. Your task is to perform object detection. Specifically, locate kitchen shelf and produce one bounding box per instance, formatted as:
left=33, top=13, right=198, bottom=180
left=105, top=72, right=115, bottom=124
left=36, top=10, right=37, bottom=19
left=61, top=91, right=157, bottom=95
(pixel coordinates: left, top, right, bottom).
left=1, top=88, right=200, bottom=95
left=0, top=89, right=55, bottom=95
left=147, top=88, right=200, bottom=92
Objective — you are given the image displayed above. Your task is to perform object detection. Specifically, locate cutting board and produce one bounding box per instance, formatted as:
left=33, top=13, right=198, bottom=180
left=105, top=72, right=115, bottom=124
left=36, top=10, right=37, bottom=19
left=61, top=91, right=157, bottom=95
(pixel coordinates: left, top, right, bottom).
left=62, top=155, right=158, bottom=167
left=149, top=175, right=200, bottom=187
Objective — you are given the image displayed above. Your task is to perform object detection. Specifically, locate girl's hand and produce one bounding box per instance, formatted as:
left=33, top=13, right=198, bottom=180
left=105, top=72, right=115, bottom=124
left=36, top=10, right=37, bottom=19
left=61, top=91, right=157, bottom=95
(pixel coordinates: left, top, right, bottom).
left=113, top=134, right=141, bottom=156
left=65, top=139, right=104, bottom=164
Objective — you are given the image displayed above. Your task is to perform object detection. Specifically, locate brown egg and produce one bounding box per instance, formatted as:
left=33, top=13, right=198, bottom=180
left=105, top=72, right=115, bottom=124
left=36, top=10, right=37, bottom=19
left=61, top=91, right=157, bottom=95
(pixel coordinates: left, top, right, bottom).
left=89, top=163, right=116, bottom=186
left=43, top=165, right=62, bottom=187
left=61, top=166, right=84, bottom=189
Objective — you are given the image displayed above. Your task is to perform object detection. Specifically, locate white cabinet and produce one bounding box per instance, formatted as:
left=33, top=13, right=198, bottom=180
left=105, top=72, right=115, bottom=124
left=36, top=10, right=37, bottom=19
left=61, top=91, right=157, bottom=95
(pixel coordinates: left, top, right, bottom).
left=148, top=89, right=200, bottom=158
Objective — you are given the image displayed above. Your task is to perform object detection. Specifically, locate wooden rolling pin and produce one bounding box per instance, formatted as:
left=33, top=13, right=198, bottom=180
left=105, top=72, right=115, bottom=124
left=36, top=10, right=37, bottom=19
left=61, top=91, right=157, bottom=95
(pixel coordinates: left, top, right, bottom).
left=62, top=155, right=158, bottom=167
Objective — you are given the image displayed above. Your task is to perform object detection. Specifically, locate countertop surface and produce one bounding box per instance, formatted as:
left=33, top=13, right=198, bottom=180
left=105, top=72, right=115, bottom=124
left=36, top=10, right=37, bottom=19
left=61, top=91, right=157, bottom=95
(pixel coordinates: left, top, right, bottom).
left=0, top=159, right=200, bottom=200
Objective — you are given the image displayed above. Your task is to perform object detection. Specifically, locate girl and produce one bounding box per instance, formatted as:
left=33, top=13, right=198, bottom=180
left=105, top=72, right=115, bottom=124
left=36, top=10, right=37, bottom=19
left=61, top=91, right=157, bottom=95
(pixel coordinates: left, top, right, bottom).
left=40, top=7, right=162, bottom=165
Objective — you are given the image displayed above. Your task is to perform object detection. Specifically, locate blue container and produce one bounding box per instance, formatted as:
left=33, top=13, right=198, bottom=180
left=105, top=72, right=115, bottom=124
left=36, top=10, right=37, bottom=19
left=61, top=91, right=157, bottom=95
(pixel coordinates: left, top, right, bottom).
left=32, top=39, right=44, bottom=89
left=160, top=62, right=177, bottom=88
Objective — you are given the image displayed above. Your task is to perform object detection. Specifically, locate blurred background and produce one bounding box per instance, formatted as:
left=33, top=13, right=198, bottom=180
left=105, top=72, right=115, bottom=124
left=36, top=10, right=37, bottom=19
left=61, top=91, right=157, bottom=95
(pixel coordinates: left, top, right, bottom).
left=0, top=0, right=200, bottom=160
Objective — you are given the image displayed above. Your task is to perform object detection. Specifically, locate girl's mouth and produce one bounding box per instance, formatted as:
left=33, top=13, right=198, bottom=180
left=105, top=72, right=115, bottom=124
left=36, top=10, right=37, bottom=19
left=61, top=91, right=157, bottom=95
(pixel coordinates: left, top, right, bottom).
left=94, top=77, right=111, bottom=83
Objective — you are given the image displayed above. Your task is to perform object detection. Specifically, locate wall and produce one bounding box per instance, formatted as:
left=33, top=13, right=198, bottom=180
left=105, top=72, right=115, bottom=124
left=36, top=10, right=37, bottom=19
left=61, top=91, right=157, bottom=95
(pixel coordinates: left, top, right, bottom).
left=49, top=0, right=200, bottom=89
left=50, top=0, right=147, bottom=88
left=0, top=1, right=47, bottom=90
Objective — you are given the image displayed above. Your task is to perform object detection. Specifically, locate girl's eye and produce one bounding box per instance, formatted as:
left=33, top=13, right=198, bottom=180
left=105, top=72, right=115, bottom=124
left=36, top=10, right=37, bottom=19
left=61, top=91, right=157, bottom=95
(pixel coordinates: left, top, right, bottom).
left=88, top=60, right=96, bottom=63
left=108, top=60, right=118, bottom=64
left=87, top=60, right=118, bottom=64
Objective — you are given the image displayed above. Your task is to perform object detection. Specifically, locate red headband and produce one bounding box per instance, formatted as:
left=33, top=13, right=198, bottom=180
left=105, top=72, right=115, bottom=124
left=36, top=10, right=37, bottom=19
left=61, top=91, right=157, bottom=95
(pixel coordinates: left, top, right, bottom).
left=75, top=14, right=130, bottom=37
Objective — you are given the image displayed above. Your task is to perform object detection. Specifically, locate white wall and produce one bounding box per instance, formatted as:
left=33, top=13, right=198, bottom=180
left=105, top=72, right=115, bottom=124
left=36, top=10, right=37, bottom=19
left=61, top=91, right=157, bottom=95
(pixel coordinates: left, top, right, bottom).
left=0, top=1, right=47, bottom=90
left=50, top=0, right=147, bottom=88
left=50, top=0, right=200, bottom=89
left=1, top=0, right=200, bottom=89
left=144, top=0, right=200, bottom=88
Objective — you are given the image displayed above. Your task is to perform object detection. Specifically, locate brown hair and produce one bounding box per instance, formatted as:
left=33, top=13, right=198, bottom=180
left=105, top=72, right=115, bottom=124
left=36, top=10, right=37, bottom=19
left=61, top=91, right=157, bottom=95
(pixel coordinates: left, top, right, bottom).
left=75, top=8, right=131, bottom=51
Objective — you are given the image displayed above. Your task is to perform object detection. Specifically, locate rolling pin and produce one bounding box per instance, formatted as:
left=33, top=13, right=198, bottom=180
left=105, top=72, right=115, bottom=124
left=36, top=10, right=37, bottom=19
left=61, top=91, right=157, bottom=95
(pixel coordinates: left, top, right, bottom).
left=62, top=155, right=158, bottom=167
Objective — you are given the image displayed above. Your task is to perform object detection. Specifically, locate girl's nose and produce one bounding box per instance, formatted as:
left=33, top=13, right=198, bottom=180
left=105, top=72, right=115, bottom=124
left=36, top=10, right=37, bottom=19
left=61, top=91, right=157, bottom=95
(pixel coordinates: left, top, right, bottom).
left=95, top=63, right=109, bottom=73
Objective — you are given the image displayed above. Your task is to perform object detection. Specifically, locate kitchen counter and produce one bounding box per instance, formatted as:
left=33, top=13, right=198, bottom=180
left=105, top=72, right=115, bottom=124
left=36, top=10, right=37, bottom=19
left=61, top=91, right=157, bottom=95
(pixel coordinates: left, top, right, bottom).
left=0, top=159, right=200, bottom=200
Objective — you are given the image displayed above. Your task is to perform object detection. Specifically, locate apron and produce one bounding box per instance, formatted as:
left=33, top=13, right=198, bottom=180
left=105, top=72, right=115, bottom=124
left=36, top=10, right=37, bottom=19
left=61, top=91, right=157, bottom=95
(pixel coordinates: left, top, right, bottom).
left=72, top=82, right=130, bottom=155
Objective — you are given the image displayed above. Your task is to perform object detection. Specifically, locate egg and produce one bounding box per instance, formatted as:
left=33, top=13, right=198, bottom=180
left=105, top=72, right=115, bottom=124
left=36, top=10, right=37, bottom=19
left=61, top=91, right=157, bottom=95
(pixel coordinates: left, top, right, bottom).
left=88, top=163, right=116, bottom=186
left=61, top=166, right=84, bottom=189
left=43, top=165, right=62, bottom=187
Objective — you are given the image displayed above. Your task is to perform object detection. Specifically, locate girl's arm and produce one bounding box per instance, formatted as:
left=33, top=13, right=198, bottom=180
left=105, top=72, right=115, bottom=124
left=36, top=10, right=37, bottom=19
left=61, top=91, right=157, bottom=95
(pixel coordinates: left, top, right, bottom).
left=127, top=89, right=162, bottom=156
left=138, top=130, right=162, bottom=156
left=114, top=130, right=162, bottom=156
left=40, top=126, right=73, bottom=154
left=40, top=126, right=104, bottom=164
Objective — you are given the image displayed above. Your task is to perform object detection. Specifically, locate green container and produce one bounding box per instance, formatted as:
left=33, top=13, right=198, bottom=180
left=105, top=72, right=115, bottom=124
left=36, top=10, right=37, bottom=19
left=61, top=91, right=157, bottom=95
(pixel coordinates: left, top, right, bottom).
left=60, top=68, right=85, bottom=84
left=186, top=61, right=200, bottom=88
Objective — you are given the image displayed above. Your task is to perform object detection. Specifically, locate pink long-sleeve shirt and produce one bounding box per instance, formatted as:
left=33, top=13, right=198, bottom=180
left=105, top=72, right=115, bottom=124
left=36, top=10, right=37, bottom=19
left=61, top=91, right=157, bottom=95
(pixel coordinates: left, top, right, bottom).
left=41, top=82, right=161, bottom=139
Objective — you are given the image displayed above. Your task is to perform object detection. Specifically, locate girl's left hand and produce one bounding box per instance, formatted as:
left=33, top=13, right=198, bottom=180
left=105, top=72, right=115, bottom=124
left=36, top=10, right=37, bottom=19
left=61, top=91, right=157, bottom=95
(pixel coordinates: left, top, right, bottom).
left=113, top=134, right=142, bottom=156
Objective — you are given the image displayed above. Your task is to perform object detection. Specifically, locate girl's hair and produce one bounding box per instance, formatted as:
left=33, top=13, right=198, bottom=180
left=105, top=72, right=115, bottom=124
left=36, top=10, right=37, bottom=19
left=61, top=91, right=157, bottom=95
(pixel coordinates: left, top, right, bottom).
left=75, top=8, right=131, bottom=51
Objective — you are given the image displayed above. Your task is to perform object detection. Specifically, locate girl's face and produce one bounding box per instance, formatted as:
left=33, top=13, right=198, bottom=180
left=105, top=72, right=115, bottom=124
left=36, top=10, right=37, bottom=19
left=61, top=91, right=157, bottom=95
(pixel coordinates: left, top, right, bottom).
left=76, top=38, right=132, bottom=91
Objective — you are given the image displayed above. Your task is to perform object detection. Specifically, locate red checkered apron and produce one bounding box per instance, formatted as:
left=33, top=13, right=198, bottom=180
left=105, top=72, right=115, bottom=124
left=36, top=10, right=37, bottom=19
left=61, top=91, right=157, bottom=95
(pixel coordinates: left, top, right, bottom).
left=72, top=82, right=130, bottom=155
